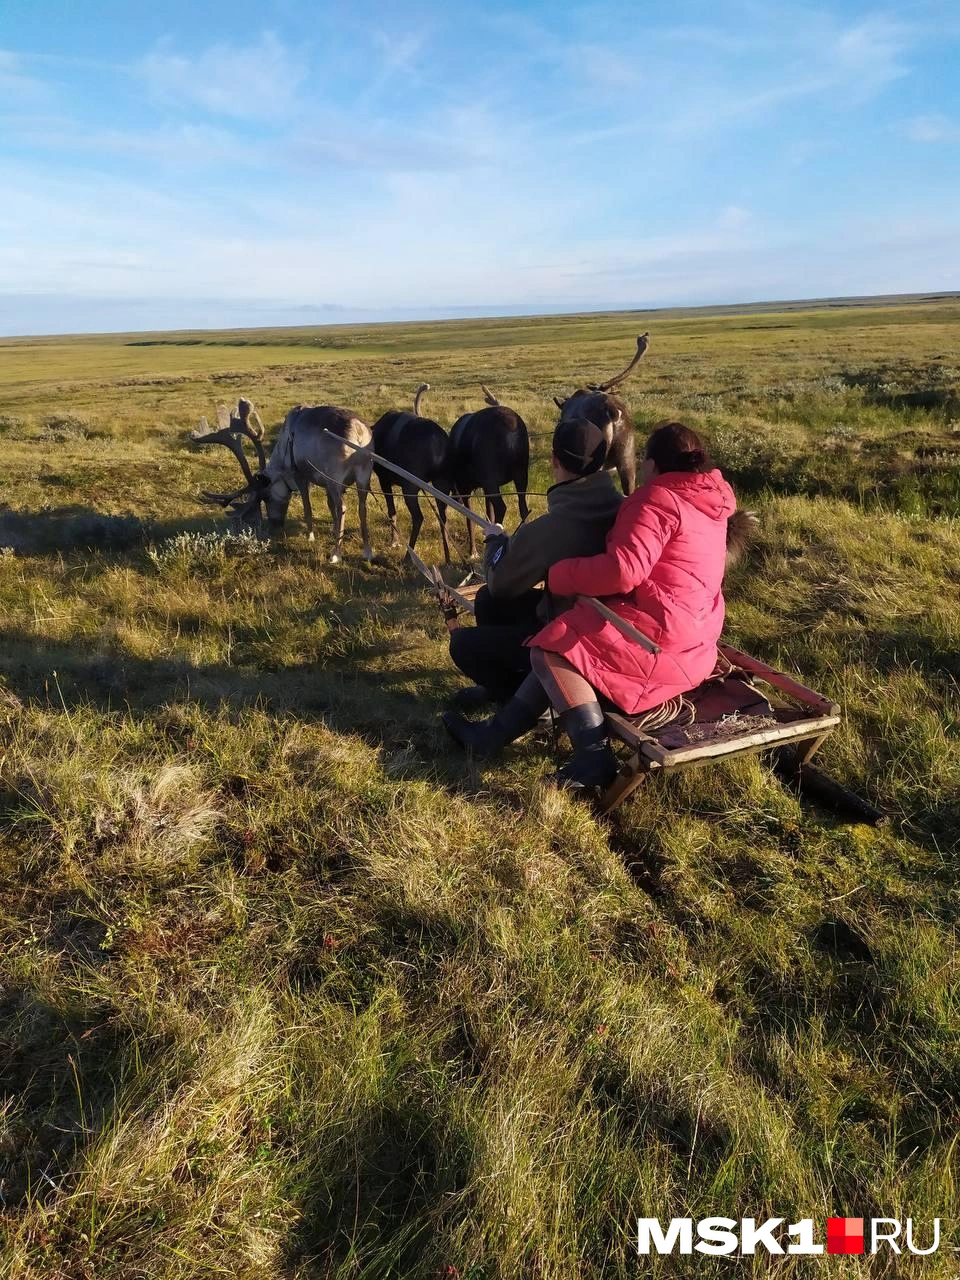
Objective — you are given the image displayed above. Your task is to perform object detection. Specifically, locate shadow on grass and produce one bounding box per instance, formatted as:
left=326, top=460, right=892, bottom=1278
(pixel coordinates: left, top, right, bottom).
left=0, top=504, right=239, bottom=556
left=839, top=364, right=960, bottom=416
left=0, top=502, right=477, bottom=565
left=0, top=623, right=518, bottom=815
left=0, top=622, right=429, bottom=714
left=0, top=981, right=129, bottom=1210
left=281, top=1096, right=468, bottom=1279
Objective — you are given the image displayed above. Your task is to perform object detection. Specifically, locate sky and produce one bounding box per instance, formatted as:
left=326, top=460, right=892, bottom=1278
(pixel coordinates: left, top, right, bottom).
left=1, top=0, right=959, bottom=335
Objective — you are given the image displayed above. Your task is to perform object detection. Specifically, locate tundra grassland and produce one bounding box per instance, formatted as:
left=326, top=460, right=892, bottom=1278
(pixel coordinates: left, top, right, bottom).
left=0, top=299, right=959, bottom=1279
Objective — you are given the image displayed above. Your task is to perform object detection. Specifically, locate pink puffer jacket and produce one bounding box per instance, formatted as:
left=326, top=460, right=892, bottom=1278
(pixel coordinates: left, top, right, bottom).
left=528, top=468, right=736, bottom=715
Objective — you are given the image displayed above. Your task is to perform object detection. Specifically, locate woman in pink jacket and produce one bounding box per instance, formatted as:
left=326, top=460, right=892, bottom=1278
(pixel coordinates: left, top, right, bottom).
left=442, top=422, right=737, bottom=791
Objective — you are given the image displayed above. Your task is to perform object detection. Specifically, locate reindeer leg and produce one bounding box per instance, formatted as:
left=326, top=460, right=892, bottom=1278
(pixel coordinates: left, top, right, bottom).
left=436, top=499, right=451, bottom=564
left=516, top=471, right=530, bottom=522
left=383, top=484, right=400, bottom=547
left=460, top=494, right=476, bottom=557
left=357, top=477, right=372, bottom=562
left=489, top=491, right=507, bottom=529
left=618, top=436, right=637, bottom=496
left=403, top=489, right=424, bottom=551
left=297, top=478, right=315, bottom=541
left=325, top=483, right=345, bottom=563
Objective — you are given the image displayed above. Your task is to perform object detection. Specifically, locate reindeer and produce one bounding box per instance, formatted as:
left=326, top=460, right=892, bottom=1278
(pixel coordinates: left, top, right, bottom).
left=191, top=398, right=373, bottom=563
left=371, top=383, right=452, bottom=562
left=449, top=386, right=529, bottom=556
left=554, top=333, right=649, bottom=494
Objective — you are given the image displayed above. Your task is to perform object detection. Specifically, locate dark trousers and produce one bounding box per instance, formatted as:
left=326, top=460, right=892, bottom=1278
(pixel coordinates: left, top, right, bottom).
left=449, top=586, right=543, bottom=701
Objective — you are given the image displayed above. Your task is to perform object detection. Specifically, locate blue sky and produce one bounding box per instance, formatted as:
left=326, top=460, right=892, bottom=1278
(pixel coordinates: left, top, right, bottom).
left=1, top=0, right=959, bottom=334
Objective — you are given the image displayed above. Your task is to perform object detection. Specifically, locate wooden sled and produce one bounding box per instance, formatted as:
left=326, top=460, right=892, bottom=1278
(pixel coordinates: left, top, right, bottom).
left=598, top=645, right=841, bottom=814
left=427, top=575, right=883, bottom=823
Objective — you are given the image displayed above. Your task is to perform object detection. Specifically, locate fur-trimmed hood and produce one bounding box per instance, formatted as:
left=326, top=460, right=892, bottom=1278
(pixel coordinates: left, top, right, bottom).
left=725, top=508, right=758, bottom=568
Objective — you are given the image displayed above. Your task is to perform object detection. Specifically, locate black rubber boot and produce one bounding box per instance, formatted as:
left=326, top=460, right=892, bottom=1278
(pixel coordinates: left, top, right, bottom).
left=441, top=692, right=546, bottom=759
left=448, top=684, right=495, bottom=713
left=550, top=702, right=618, bottom=791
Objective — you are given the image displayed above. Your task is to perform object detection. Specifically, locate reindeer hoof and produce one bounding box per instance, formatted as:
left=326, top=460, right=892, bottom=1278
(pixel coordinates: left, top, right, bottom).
left=329, top=552, right=341, bottom=564
left=362, top=547, right=373, bottom=562
left=307, top=531, right=315, bottom=543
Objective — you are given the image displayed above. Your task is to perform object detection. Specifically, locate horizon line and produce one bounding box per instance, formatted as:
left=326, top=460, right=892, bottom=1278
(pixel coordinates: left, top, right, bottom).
left=1, top=289, right=959, bottom=342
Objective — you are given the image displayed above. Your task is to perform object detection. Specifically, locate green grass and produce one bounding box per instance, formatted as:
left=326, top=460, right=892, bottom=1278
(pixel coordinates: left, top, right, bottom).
left=1, top=299, right=959, bottom=1278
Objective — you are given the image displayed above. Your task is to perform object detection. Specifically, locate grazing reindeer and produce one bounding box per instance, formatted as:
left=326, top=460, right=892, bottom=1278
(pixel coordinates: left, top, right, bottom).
left=449, top=385, right=530, bottom=556
left=371, top=383, right=452, bottom=562
left=192, top=398, right=373, bottom=562
left=554, top=333, right=649, bottom=494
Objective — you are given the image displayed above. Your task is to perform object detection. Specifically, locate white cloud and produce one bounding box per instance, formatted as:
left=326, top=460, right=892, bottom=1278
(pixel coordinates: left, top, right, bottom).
left=370, top=29, right=428, bottom=77
left=718, top=205, right=752, bottom=230
left=553, top=8, right=916, bottom=145
left=3, top=198, right=960, bottom=335
left=902, top=113, right=960, bottom=143
left=137, top=32, right=306, bottom=120
left=829, top=14, right=911, bottom=77
left=289, top=112, right=494, bottom=174
left=576, top=44, right=643, bottom=93
left=668, top=13, right=912, bottom=130
left=5, top=115, right=257, bottom=167
left=0, top=49, right=51, bottom=107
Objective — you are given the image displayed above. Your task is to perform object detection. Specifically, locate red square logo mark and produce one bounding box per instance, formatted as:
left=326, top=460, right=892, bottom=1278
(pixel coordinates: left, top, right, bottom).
left=827, top=1218, right=864, bottom=1255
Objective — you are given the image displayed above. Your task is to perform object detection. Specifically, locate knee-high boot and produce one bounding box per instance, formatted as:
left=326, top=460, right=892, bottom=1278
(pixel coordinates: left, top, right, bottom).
left=441, top=679, right=548, bottom=759
left=551, top=702, right=618, bottom=790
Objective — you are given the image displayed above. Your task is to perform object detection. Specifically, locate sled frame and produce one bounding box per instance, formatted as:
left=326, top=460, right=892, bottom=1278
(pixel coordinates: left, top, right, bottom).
left=597, top=645, right=841, bottom=814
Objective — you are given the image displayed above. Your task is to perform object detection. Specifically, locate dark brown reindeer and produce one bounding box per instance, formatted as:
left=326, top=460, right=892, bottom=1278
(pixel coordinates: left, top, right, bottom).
left=554, top=333, right=649, bottom=494
left=371, top=383, right=452, bottom=562
left=449, top=385, right=530, bottom=556
left=191, top=398, right=373, bottom=562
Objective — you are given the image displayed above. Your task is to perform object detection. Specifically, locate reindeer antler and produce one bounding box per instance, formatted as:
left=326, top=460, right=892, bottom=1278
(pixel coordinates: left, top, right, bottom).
left=413, top=383, right=430, bottom=416
left=192, top=422, right=258, bottom=484
left=233, top=400, right=268, bottom=468
left=190, top=401, right=270, bottom=520
left=237, top=398, right=266, bottom=445
left=191, top=401, right=267, bottom=479
left=199, top=483, right=255, bottom=507
left=593, top=333, right=650, bottom=393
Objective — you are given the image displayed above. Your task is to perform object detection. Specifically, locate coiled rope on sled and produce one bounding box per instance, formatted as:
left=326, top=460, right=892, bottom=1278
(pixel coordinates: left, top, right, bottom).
left=618, top=650, right=752, bottom=737
left=626, top=693, right=696, bottom=734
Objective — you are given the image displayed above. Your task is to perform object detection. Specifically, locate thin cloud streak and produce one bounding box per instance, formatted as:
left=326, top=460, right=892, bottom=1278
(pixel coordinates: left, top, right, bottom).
left=137, top=31, right=307, bottom=120
left=902, top=113, right=960, bottom=142
left=0, top=49, right=53, bottom=106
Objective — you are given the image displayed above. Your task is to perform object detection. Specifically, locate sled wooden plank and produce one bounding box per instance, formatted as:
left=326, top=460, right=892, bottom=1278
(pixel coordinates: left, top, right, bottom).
left=719, top=644, right=840, bottom=716
left=599, top=719, right=843, bottom=812
left=603, top=710, right=663, bottom=751
left=637, top=713, right=840, bottom=767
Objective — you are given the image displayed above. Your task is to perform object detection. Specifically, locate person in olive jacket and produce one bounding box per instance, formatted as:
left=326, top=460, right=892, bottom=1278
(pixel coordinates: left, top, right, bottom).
left=447, top=416, right=622, bottom=710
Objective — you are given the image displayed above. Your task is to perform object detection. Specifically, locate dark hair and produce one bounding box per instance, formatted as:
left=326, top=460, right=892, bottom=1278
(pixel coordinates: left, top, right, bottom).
left=644, top=421, right=711, bottom=474
left=552, top=416, right=609, bottom=477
